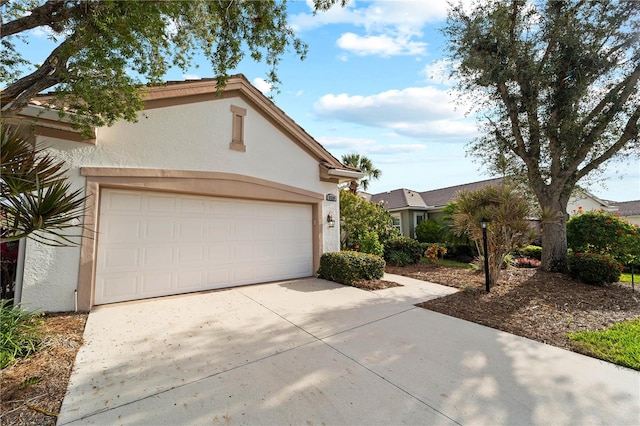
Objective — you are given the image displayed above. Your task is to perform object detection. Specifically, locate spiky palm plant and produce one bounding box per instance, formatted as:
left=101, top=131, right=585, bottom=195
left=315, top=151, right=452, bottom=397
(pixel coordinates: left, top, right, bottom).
left=1, top=124, right=86, bottom=246
left=452, top=184, right=537, bottom=285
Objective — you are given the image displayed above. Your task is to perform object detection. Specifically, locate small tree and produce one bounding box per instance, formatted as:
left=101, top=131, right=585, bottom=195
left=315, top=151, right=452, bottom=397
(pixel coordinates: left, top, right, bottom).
left=452, top=185, right=536, bottom=284
left=339, top=190, right=398, bottom=251
left=567, top=211, right=640, bottom=267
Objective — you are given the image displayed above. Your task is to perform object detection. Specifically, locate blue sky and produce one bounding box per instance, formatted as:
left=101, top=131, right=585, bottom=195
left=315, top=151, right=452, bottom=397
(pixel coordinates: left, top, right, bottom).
left=16, top=0, right=640, bottom=201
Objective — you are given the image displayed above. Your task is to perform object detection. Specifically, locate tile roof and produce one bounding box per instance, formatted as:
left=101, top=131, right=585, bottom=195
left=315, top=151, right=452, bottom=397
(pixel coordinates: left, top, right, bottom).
left=419, top=177, right=505, bottom=207
left=370, top=188, right=429, bottom=210
left=613, top=200, right=640, bottom=217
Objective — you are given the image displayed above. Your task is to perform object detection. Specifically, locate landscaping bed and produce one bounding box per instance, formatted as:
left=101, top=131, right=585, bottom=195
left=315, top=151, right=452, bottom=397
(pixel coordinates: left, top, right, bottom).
left=386, top=262, right=640, bottom=356
left=1, top=312, right=87, bottom=426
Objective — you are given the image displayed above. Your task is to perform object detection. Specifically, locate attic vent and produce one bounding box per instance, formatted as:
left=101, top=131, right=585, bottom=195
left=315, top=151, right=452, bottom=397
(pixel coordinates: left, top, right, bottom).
left=229, top=105, right=247, bottom=152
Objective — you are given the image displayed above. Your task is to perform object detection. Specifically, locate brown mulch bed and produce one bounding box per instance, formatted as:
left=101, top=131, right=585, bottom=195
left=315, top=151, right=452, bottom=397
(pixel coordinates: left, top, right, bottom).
left=386, top=262, right=640, bottom=352
left=1, top=312, right=88, bottom=426
left=352, top=279, right=402, bottom=290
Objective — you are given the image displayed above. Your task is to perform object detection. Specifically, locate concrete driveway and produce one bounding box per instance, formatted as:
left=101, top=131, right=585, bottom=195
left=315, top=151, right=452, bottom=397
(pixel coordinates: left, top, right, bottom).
left=58, top=275, right=639, bottom=425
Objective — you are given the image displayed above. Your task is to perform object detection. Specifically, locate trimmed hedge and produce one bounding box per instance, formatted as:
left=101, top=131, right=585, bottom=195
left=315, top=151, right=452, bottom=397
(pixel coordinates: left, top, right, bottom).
left=384, top=236, right=422, bottom=265
left=317, top=251, right=385, bottom=286
left=518, top=245, right=542, bottom=261
left=568, top=252, right=623, bottom=286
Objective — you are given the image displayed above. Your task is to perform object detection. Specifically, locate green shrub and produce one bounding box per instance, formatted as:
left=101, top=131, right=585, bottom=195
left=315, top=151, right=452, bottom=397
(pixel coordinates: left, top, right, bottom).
left=386, top=251, right=413, bottom=267
left=415, top=219, right=443, bottom=243
left=568, top=252, right=623, bottom=286
left=359, top=231, right=384, bottom=257
left=384, top=236, right=422, bottom=265
left=339, top=191, right=399, bottom=250
left=567, top=211, right=640, bottom=266
left=317, top=251, right=385, bottom=286
left=518, top=245, right=542, bottom=260
left=0, top=300, right=44, bottom=369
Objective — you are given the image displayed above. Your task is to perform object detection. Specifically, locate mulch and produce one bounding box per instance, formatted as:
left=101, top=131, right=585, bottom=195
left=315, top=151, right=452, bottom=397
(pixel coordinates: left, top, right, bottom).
left=1, top=312, right=88, bottom=426
left=386, top=262, right=640, bottom=352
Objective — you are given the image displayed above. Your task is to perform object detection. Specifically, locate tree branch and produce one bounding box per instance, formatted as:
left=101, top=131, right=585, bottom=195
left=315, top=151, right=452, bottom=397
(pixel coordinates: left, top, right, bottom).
left=0, top=0, right=82, bottom=38
left=574, top=65, right=640, bottom=169
left=1, top=39, right=75, bottom=115
left=575, top=108, right=639, bottom=181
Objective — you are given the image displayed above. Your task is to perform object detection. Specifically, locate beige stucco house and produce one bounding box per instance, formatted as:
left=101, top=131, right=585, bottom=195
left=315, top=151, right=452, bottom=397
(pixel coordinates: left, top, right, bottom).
left=12, top=75, right=359, bottom=312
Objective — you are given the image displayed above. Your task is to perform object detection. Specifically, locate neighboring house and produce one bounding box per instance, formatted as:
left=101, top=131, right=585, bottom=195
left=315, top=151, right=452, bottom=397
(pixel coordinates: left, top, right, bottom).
left=368, top=177, right=638, bottom=238
left=615, top=200, right=640, bottom=226
left=11, top=75, right=359, bottom=312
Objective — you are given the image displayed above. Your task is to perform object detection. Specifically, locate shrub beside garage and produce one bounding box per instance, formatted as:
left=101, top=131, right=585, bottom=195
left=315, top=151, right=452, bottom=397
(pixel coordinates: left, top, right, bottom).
left=317, top=251, right=385, bottom=286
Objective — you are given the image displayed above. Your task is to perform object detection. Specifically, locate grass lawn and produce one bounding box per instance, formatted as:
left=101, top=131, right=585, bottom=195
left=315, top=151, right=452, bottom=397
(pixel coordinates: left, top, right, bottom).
left=421, top=258, right=475, bottom=269
left=568, top=318, right=640, bottom=370
left=620, top=272, right=637, bottom=283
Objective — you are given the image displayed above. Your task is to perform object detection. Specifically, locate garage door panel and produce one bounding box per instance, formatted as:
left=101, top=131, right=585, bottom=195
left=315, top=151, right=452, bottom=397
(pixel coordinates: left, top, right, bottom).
left=97, top=275, right=138, bottom=301
left=144, top=219, right=175, bottom=241
left=176, top=269, right=206, bottom=290
left=147, top=194, right=176, bottom=212
left=209, top=221, right=231, bottom=239
left=208, top=243, right=231, bottom=262
left=142, top=246, right=174, bottom=267
left=105, top=217, right=142, bottom=243
left=176, top=245, right=206, bottom=264
left=106, top=191, right=142, bottom=211
left=180, top=197, right=207, bottom=215
left=178, top=220, right=206, bottom=241
left=95, top=189, right=313, bottom=305
left=141, top=274, right=173, bottom=293
left=101, top=247, right=139, bottom=269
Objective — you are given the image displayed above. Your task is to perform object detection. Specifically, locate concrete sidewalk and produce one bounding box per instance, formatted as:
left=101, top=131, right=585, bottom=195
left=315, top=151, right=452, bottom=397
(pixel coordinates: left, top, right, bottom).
left=57, top=276, right=639, bottom=425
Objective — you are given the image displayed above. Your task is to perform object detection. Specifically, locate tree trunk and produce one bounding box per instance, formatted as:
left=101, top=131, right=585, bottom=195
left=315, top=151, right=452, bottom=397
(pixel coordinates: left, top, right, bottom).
left=538, top=193, right=570, bottom=273
left=541, top=218, right=568, bottom=272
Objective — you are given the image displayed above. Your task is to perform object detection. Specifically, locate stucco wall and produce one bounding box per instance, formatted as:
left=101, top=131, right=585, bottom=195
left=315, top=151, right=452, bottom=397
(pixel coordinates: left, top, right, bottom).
left=567, top=194, right=609, bottom=216
left=20, top=98, right=341, bottom=311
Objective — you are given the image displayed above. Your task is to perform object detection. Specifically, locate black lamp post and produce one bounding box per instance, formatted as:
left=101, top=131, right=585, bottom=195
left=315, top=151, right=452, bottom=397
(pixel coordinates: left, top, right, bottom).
left=481, top=218, right=490, bottom=293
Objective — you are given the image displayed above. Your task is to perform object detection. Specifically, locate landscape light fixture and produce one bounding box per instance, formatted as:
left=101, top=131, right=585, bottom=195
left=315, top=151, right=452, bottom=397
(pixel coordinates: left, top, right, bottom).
left=481, top=217, right=490, bottom=293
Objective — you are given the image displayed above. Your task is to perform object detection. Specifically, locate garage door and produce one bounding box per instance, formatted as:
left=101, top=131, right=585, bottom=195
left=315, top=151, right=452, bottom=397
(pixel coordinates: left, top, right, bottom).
left=95, top=189, right=313, bottom=305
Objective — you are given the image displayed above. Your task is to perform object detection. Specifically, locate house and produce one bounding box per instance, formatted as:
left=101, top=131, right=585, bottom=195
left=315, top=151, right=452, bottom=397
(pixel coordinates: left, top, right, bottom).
left=367, top=177, right=638, bottom=238
left=11, top=75, right=360, bottom=312
left=615, top=200, right=640, bottom=226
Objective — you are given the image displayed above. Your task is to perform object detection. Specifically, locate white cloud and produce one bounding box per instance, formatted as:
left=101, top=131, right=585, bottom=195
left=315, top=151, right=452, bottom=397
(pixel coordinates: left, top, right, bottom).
left=290, top=1, right=449, bottom=33
left=290, top=1, right=446, bottom=59
left=422, top=59, right=457, bottom=86
left=252, top=77, right=273, bottom=94
left=182, top=74, right=200, bottom=80
left=313, top=86, right=479, bottom=141
left=337, top=32, right=426, bottom=57
left=318, top=136, right=426, bottom=156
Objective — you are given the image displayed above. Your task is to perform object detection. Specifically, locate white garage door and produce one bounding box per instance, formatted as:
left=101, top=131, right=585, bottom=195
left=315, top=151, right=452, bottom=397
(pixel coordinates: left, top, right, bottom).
left=95, top=189, right=313, bottom=305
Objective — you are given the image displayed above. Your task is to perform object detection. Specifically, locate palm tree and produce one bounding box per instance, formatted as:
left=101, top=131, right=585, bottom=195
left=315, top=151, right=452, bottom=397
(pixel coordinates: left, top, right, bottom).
left=341, top=153, right=382, bottom=194
left=451, top=184, right=536, bottom=285
left=1, top=124, right=87, bottom=246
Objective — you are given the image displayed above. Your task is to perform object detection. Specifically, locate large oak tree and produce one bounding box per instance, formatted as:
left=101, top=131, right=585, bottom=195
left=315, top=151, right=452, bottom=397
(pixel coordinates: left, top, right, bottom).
left=445, top=0, right=640, bottom=272
left=1, top=0, right=343, bottom=132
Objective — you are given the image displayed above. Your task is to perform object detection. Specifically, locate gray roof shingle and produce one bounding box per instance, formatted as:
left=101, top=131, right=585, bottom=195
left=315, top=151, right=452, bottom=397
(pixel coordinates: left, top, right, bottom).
left=419, top=177, right=505, bottom=207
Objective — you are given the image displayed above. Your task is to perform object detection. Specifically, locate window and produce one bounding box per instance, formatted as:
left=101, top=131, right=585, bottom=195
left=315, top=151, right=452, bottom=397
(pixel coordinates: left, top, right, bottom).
left=391, top=214, right=402, bottom=232
left=229, top=105, right=247, bottom=152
